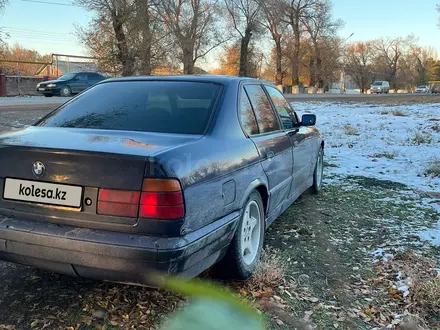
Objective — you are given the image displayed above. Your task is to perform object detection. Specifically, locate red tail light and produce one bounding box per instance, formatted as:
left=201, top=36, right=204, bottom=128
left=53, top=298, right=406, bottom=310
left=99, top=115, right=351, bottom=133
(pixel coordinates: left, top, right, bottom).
left=97, top=189, right=140, bottom=217
left=139, top=179, right=185, bottom=220
left=97, top=179, right=184, bottom=220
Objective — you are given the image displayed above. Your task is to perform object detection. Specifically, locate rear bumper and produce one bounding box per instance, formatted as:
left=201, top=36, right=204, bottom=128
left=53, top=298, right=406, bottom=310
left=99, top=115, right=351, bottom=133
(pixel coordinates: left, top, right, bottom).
left=0, top=212, right=239, bottom=284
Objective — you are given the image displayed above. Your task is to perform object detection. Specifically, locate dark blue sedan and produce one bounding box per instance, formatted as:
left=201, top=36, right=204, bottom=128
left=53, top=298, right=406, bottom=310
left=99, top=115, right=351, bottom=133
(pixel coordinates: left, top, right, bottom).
left=0, top=76, right=324, bottom=284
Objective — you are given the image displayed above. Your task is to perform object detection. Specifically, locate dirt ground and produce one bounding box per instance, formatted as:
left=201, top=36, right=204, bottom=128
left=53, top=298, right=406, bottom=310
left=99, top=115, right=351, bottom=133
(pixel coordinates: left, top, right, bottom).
left=0, top=98, right=439, bottom=329
left=0, top=174, right=438, bottom=330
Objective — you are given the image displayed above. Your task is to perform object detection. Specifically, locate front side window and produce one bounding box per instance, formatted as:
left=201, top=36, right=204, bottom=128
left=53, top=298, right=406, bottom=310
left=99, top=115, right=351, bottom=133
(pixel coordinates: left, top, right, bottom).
left=244, top=85, right=280, bottom=134
left=37, top=81, right=222, bottom=135
left=265, top=86, right=298, bottom=129
left=57, top=73, right=76, bottom=81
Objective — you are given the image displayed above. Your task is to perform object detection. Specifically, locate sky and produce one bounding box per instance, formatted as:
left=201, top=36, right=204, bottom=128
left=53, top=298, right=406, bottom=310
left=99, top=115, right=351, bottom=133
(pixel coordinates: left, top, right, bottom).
left=0, top=0, right=439, bottom=62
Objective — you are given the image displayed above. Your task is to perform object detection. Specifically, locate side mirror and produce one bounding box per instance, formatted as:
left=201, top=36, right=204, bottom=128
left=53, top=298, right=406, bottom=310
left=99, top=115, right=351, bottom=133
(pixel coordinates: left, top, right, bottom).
left=301, top=114, right=316, bottom=126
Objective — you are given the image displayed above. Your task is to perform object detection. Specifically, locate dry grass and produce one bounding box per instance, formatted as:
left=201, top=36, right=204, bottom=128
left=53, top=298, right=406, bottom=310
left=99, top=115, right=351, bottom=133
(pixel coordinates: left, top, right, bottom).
left=247, top=247, right=288, bottom=291
left=410, top=132, right=433, bottom=145
left=425, top=160, right=440, bottom=178
left=411, top=278, right=440, bottom=316
left=391, top=110, right=407, bottom=116
left=343, top=124, right=359, bottom=136
left=431, top=124, right=440, bottom=133
left=370, top=151, right=397, bottom=159
left=385, top=251, right=439, bottom=320
left=378, top=110, right=407, bottom=116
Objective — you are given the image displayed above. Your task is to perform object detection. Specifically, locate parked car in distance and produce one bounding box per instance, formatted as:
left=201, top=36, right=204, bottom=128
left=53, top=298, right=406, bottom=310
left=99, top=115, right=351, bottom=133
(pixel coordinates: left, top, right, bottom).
left=36, top=72, right=106, bottom=97
left=370, top=81, right=390, bottom=94
left=415, top=85, right=429, bottom=93
left=431, top=84, right=440, bottom=94
left=0, top=76, right=324, bottom=285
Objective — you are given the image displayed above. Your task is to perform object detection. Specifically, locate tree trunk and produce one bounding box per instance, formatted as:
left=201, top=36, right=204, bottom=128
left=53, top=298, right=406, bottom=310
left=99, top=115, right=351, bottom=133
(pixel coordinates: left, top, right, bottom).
left=139, top=0, right=152, bottom=75
left=182, top=44, right=195, bottom=74
left=112, top=15, right=134, bottom=76
left=239, top=28, right=252, bottom=77
left=275, top=36, right=283, bottom=85
left=308, top=56, right=315, bottom=87
left=316, top=56, right=323, bottom=88
left=292, top=18, right=300, bottom=86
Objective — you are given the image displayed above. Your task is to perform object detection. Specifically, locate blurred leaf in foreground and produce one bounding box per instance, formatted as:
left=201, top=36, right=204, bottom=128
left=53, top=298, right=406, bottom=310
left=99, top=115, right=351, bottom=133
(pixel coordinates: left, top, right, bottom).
left=160, top=277, right=264, bottom=330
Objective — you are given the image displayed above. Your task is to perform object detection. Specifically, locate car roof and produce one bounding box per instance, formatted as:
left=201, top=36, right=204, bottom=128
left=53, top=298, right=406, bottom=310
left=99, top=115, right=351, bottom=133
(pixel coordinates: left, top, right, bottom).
left=102, top=75, right=268, bottom=85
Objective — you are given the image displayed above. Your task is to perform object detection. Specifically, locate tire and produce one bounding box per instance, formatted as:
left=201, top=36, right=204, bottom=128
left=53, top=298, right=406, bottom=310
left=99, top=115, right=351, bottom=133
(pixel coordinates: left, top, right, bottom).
left=312, top=147, right=324, bottom=194
left=217, top=191, right=265, bottom=280
left=60, top=86, right=72, bottom=97
left=44, top=94, right=53, bottom=97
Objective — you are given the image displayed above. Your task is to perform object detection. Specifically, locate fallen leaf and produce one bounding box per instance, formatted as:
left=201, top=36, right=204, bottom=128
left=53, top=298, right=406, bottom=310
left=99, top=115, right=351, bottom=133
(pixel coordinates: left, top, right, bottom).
left=276, top=319, right=284, bottom=326
left=239, top=289, right=248, bottom=296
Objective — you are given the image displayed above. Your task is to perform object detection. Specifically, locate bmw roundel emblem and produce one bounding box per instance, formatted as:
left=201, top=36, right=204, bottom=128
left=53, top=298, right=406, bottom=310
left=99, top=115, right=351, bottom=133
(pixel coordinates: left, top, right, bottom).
left=32, top=161, right=46, bottom=178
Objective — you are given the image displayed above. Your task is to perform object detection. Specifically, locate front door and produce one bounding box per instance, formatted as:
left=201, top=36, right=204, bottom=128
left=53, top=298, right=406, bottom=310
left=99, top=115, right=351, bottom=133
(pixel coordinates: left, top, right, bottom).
left=263, top=86, right=313, bottom=198
left=243, top=84, right=293, bottom=216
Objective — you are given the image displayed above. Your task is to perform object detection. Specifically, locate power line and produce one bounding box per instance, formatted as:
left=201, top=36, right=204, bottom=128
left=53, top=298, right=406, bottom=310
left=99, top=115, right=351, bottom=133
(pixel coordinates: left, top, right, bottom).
left=19, top=0, right=78, bottom=6
left=2, top=27, right=75, bottom=37
left=7, top=32, right=77, bottom=41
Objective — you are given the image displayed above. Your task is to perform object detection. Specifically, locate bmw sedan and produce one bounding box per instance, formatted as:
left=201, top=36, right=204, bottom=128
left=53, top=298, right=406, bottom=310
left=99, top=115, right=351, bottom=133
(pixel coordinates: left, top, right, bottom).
left=0, top=76, right=324, bottom=284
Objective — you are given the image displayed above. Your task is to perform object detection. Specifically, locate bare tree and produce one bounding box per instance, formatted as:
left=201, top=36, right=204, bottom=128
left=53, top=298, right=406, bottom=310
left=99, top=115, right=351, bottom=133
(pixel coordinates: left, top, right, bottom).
left=372, top=37, right=409, bottom=91
left=437, top=4, right=440, bottom=28
left=258, top=0, right=286, bottom=84
left=158, top=0, right=224, bottom=74
left=344, top=42, right=374, bottom=93
left=76, top=0, right=136, bottom=76
left=224, top=0, right=261, bottom=77
left=283, top=0, right=318, bottom=86
left=0, top=0, right=7, bottom=13
left=0, top=0, right=8, bottom=45
left=302, top=0, right=343, bottom=88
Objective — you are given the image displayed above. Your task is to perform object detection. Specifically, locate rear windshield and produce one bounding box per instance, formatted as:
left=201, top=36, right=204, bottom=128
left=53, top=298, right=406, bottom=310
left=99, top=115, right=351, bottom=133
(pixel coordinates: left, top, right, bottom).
left=372, top=81, right=383, bottom=86
left=37, top=81, right=222, bottom=134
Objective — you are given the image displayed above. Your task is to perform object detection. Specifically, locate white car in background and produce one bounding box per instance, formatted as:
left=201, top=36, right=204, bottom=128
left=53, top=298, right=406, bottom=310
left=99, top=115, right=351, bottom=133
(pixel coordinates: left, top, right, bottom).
left=415, top=85, right=429, bottom=93
left=370, top=81, right=390, bottom=94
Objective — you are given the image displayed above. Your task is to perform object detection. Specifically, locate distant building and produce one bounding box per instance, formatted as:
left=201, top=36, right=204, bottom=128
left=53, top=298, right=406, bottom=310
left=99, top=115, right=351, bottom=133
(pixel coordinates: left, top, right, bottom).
left=51, top=60, right=99, bottom=76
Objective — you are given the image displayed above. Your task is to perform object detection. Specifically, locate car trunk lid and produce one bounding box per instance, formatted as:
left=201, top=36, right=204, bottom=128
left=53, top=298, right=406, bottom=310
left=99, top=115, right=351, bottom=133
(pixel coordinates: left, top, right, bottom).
left=0, top=127, right=198, bottom=233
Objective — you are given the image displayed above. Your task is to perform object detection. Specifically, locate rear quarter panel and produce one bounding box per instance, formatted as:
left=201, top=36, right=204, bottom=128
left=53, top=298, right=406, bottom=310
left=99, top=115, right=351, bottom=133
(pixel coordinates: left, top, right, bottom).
left=150, top=80, right=268, bottom=234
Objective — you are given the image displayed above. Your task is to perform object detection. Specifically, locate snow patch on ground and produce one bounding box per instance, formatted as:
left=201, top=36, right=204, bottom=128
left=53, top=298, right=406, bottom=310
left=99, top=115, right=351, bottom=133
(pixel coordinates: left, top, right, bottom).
left=292, top=101, right=440, bottom=192
left=292, top=101, right=440, bottom=246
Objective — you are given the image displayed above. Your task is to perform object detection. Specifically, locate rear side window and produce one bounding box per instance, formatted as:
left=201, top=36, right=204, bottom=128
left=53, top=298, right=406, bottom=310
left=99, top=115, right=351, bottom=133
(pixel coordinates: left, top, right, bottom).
left=239, top=88, right=258, bottom=136
left=244, top=85, right=280, bottom=134
left=37, top=81, right=222, bottom=135
left=265, top=86, right=298, bottom=129
left=88, top=73, right=103, bottom=81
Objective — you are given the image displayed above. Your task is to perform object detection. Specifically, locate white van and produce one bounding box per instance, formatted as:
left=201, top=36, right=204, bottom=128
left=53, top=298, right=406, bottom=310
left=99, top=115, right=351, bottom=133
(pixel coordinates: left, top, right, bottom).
left=370, top=81, right=390, bottom=94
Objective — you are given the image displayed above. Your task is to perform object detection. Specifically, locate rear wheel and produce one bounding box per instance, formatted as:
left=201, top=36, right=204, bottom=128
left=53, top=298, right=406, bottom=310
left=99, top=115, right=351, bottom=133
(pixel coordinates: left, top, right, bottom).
left=312, top=147, right=324, bottom=194
left=218, top=191, right=264, bottom=279
left=60, top=86, right=71, bottom=97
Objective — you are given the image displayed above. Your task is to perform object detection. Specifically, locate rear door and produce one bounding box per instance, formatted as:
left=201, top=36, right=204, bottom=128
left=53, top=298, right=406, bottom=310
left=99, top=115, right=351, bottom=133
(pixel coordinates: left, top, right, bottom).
left=243, top=84, right=293, bottom=215
left=264, top=85, right=313, bottom=197
left=71, top=73, right=88, bottom=93
left=87, top=73, right=104, bottom=87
